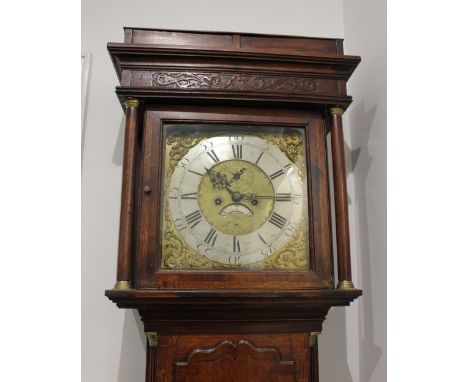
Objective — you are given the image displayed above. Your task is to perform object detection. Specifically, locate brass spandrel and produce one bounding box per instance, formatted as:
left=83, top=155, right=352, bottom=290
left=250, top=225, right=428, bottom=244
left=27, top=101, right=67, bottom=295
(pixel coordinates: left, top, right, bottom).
left=260, top=221, right=308, bottom=269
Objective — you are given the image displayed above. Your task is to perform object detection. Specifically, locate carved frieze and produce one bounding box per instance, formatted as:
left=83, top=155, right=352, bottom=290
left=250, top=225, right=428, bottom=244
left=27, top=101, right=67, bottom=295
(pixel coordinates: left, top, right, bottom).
left=151, top=71, right=320, bottom=94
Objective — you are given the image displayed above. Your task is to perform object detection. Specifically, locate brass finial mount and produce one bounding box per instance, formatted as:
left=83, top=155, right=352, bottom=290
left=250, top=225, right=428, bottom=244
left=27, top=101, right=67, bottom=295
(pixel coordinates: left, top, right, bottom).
left=124, top=98, right=140, bottom=108
left=337, top=280, right=355, bottom=290
left=146, top=332, right=158, bottom=348
left=113, top=280, right=132, bottom=290
left=330, top=106, right=344, bottom=116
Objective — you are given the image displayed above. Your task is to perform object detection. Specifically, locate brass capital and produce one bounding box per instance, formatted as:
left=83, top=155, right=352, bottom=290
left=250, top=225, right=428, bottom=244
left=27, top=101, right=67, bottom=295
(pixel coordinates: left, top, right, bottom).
left=337, top=280, right=355, bottom=290
left=146, top=332, right=158, bottom=348
left=113, top=280, right=132, bottom=290
left=330, top=106, right=344, bottom=116
left=309, top=332, right=320, bottom=347
left=124, top=98, right=140, bottom=108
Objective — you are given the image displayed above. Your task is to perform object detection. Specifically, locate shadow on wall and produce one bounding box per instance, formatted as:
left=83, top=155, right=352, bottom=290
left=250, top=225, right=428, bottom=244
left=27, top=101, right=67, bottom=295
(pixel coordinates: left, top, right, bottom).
left=349, top=101, right=384, bottom=382
left=113, top=115, right=126, bottom=166
left=117, top=310, right=147, bottom=382
left=320, top=307, right=353, bottom=382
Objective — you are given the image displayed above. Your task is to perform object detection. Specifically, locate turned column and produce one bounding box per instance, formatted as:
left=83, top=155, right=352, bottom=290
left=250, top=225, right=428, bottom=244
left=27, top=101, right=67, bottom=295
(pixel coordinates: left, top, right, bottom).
left=114, top=98, right=141, bottom=290
left=330, top=106, right=355, bottom=289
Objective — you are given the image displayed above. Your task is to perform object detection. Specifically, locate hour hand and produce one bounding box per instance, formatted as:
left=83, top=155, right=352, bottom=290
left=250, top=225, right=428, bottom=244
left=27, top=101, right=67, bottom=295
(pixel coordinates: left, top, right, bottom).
left=229, top=168, right=246, bottom=185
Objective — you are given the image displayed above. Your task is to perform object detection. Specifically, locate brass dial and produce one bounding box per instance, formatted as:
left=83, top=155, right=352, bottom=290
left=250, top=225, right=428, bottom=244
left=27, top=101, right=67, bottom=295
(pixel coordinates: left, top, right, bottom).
left=198, top=160, right=275, bottom=236
left=164, top=132, right=308, bottom=267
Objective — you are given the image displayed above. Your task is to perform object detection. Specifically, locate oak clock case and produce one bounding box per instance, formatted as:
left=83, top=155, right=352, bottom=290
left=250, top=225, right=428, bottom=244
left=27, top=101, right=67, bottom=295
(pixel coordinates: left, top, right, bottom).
left=106, top=27, right=362, bottom=382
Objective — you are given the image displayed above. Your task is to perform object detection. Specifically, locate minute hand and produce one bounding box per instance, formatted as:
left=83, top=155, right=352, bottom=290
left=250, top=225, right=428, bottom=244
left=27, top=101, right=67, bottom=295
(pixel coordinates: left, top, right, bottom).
left=245, top=194, right=274, bottom=200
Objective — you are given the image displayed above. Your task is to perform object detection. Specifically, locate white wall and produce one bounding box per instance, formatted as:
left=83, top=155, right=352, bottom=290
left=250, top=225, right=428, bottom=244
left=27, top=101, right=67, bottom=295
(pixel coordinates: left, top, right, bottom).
left=82, top=1, right=385, bottom=381
left=343, top=1, right=387, bottom=381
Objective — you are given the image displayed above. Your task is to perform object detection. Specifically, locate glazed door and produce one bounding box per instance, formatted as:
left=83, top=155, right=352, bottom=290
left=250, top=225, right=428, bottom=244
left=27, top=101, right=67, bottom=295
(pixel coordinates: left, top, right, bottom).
left=134, top=105, right=334, bottom=291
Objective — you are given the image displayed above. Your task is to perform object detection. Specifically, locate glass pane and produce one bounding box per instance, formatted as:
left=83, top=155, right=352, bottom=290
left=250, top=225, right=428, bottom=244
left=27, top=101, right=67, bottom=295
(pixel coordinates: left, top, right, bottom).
left=160, top=124, right=310, bottom=270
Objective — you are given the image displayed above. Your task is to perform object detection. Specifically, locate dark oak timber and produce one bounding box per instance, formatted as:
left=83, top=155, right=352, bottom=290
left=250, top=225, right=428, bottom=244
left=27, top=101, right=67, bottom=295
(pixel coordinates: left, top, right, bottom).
left=106, top=27, right=361, bottom=382
left=310, top=340, right=319, bottom=382
left=330, top=107, right=354, bottom=288
left=114, top=98, right=141, bottom=289
left=145, top=345, right=157, bottom=382
left=109, top=28, right=360, bottom=112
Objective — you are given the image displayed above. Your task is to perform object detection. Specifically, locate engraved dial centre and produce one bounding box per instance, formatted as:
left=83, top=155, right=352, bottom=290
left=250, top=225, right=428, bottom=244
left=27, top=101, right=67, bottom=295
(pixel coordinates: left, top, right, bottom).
left=198, top=160, right=275, bottom=236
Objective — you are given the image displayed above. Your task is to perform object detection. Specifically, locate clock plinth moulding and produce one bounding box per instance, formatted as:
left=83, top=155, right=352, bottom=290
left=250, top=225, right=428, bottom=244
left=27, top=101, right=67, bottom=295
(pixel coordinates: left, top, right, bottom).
left=106, top=27, right=361, bottom=382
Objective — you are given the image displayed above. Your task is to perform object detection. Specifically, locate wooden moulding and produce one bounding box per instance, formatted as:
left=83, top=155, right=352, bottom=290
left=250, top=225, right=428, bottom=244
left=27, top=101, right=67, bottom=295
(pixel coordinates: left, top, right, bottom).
left=106, top=289, right=362, bottom=334
left=105, top=288, right=362, bottom=334
left=123, top=27, right=345, bottom=55
left=108, top=28, right=360, bottom=111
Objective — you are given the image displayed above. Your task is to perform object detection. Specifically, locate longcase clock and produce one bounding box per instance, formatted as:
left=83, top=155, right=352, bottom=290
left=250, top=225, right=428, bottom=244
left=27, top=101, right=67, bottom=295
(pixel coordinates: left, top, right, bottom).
left=105, top=27, right=361, bottom=382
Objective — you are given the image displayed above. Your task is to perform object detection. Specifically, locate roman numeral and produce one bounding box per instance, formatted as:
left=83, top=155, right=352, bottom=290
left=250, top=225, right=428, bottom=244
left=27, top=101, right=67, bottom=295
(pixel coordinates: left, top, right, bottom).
left=228, top=255, right=240, bottom=265
left=185, top=210, right=203, bottom=228
left=206, top=149, right=220, bottom=163
left=188, top=169, right=205, bottom=177
left=275, top=193, right=292, bottom=202
left=269, top=169, right=285, bottom=180
left=233, top=236, right=241, bottom=252
left=204, top=228, right=218, bottom=246
left=255, top=151, right=264, bottom=165
left=181, top=192, right=197, bottom=200
left=258, top=233, right=267, bottom=244
left=231, top=144, right=243, bottom=159
left=269, top=212, right=287, bottom=229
